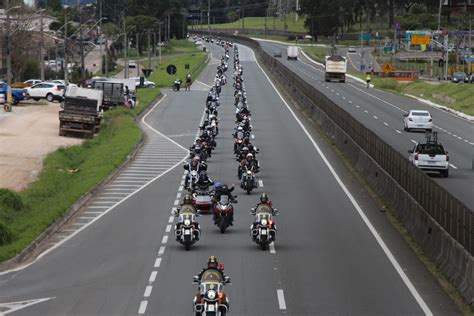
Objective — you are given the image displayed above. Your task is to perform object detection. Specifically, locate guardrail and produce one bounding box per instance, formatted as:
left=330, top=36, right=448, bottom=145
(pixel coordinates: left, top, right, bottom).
left=193, top=31, right=473, bottom=304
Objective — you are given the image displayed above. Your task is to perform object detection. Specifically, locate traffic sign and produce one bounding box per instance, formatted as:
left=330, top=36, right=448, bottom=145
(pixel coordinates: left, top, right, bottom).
left=382, top=63, right=393, bottom=74
left=142, top=68, right=152, bottom=77
left=166, top=64, right=177, bottom=75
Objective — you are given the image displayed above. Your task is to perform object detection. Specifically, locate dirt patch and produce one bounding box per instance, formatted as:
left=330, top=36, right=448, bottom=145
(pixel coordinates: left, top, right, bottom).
left=0, top=103, right=83, bottom=191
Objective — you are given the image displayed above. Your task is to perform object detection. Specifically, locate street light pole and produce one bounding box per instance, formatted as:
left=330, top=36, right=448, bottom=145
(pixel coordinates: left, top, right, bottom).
left=6, top=1, right=21, bottom=107
left=40, top=9, right=45, bottom=81
left=64, top=11, right=69, bottom=85
left=159, top=22, right=162, bottom=65
left=437, top=0, right=442, bottom=31
left=99, top=0, right=103, bottom=74
left=136, top=32, right=140, bottom=77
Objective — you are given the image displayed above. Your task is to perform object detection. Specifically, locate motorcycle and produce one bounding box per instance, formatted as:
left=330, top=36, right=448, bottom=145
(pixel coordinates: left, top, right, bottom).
left=185, top=170, right=199, bottom=190
left=174, top=79, right=182, bottom=91
left=214, top=195, right=237, bottom=233
left=174, top=207, right=200, bottom=251
left=193, top=188, right=214, bottom=213
left=241, top=170, right=257, bottom=194
left=193, top=271, right=231, bottom=316
left=250, top=207, right=278, bottom=250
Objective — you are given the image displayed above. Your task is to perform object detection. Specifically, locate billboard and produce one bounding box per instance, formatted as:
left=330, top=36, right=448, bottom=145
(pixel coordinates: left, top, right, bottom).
left=411, top=35, right=430, bottom=45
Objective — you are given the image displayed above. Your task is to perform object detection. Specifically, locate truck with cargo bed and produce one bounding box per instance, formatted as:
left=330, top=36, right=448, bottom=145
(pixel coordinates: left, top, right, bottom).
left=92, top=81, right=125, bottom=110
left=59, top=86, right=103, bottom=138
left=325, top=55, right=347, bottom=83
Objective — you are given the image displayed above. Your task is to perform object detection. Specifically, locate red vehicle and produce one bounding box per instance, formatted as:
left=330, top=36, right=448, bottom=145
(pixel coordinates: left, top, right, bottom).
left=214, top=195, right=236, bottom=233
left=193, top=188, right=213, bottom=213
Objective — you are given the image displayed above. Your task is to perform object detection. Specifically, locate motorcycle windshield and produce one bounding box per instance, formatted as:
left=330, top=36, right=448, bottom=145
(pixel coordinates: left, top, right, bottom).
left=180, top=204, right=196, bottom=215
left=256, top=213, right=272, bottom=222
left=201, top=270, right=224, bottom=284
left=179, top=213, right=195, bottom=222
left=219, top=195, right=230, bottom=205
left=256, top=204, right=272, bottom=214
left=237, top=132, right=244, bottom=139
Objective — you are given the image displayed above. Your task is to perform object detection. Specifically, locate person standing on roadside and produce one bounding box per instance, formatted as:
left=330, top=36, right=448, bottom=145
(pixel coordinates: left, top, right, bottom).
left=185, top=73, right=192, bottom=91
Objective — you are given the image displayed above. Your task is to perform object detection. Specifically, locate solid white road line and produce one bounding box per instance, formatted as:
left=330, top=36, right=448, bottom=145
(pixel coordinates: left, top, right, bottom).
left=144, top=286, right=153, bottom=298
left=276, top=289, right=286, bottom=310
left=138, top=300, right=148, bottom=314
left=252, top=48, right=433, bottom=315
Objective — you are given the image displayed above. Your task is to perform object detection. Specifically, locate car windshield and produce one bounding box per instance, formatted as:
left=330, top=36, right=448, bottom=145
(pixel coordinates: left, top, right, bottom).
left=411, top=112, right=429, bottom=116
left=453, top=72, right=465, bottom=78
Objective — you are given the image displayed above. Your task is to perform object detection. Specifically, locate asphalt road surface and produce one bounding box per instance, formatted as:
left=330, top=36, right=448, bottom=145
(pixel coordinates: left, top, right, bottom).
left=0, top=42, right=460, bottom=315
left=259, top=40, right=474, bottom=210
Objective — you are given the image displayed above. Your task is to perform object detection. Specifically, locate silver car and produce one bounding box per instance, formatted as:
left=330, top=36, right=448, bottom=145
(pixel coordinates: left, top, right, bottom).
left=403, top=110, right=433, bottom=132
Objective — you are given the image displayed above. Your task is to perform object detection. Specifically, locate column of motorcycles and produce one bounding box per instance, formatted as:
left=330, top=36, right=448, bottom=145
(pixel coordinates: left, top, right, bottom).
left=172, top=40, right=279, bottom=315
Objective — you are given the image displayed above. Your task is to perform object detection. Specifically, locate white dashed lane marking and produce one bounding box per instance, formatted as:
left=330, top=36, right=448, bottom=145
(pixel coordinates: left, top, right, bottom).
left=277, top=289, right=287, bottom=310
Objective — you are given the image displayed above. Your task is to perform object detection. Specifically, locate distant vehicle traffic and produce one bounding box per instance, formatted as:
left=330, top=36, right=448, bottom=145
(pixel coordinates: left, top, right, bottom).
left=408, top=132, right=449, bottom=177
left=403, top=110, right=433, bottom=132
left=26, top=82, right=65, bottom=102
left=128, top=61, right=137, bottom=68
left=273, top=50, right=282, bottom=58
left=287, top=46, right=299, bottom=60
left=324, top=55, right=347, bottom=83
left=130, top=76, right=156, bottom=88
left=348, top=46, right=356, bottom=53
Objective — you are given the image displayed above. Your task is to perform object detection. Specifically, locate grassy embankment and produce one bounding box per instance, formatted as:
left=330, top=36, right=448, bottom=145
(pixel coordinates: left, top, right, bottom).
left=303, top=47, right=332, bottom=64
left=0, top=41, right=208, bottom=262
left=349, top=72, right=474, bottom=116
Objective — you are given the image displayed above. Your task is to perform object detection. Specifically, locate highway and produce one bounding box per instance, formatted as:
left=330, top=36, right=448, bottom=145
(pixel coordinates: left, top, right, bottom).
left=0, top=42, right=460, bottom=315
left=258, top=40, right=474, bottom=210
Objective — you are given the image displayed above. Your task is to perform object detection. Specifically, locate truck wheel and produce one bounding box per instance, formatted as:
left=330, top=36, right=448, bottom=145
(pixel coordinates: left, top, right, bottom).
left=46, top=93, right=54, bottom=102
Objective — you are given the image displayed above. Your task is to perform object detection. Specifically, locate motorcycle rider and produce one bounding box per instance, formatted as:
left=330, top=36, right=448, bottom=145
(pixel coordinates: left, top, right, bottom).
left=240, top=153, right=259, bottom=188
left=174, top=194, right=200, bottom=241
left=194, top=256, right=230, bottom=312
left=192, top=170, right=214, bottom=192
left=250, top=193, right=277, bottom=242
left=213, top=183, right=236, bottom=225
left=184, top=156, right=207, bottom=188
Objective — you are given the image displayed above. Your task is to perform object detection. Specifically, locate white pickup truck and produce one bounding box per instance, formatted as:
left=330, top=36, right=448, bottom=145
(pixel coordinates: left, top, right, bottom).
left=408, top=133, right=449, bottom=177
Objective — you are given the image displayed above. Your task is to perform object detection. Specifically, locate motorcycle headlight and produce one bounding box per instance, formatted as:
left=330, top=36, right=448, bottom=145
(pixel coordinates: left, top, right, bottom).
left=261, top=219, right=268, bottom=226
left=207, top=290, right=217, bottom=300
left=184, top=219, right=191, bottom=226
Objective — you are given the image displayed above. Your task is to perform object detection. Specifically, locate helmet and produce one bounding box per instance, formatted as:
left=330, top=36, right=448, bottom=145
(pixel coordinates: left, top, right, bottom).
left=207, top=256, right=218, bottom=269
left=183, top=194, right=193, bottom=204
left=221, top=184, right=228, bottom=191
left=246, top=153, right=253, bottom=160
left=195, top=138, right=202, bottom=144
left=214, top=181, right=223, bottom=190
left=191, top=156, right=200, bottom=166
left=260, top=192, right=269, bottom=204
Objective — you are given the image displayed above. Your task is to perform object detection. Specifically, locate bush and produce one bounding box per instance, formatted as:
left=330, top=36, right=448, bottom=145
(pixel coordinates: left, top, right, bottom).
left=0, top=189, right=24, bottom=212
left=0, top=222, right=13, bottom=246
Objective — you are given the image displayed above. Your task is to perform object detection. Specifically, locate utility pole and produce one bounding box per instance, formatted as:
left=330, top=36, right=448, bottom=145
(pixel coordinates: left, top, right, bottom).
left=242, top=8, right=245, bottom=33
left=77, top=0, right=85, bottom=83
left=64, top=11, right=69, bottom=85
left=123, top=14, right=128, bottom=78
left=168, top=12, right=171, bottom=41
left=295, top=0, right=299, bottom=22
left=147, top=29, right=151, bottom=69
left=136, top=32, right=140, bottom=77
left=153, top=31, right=157, bottom=69
left=437, top=0, right=443, bottom=31
left=40, top=10, right=45, bottom=81
left=159, top=22, right=162, bottom=64
left=208, top=0, right=210, bottom=37
left=469, top=18, right=472, bottom=81
left=99, top=0, right=103, bottom=74
left=6, top=0, right=12, bottom=107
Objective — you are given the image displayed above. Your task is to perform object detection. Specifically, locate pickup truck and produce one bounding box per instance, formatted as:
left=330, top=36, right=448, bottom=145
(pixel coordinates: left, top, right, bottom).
left=408, top=132, right=449, bottom=177
left=59, top=86, right=103, bottom=138
left=0, top=82, right=28, bottom=105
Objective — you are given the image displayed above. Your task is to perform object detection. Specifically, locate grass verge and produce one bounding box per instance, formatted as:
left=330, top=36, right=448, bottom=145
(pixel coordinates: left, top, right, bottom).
left=0, top=41, right=209, bottom=262
left=303, top=47, right=331, bottom=64
left=349, top=72, right=474, bottom=116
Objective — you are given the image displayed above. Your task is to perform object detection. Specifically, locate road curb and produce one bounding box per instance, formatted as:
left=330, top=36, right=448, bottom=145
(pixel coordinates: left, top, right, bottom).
left=0, top=93, right=163, bottom=272
left=404, top=93, right=474, bottom=122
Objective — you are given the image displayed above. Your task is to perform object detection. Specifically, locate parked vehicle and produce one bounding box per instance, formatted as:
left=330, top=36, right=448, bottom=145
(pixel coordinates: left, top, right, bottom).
left=408, top=132, right=449, bottom=177
left=325, top=55, right=347, bottom=82
left=92, top=81, right=125, bottom=110
left=0, top=82, right=28, bottom=105
left=23, top=79, right=43, bottom=86
left=287, top=46, right=299, bottom=60
left=348, top=46, right=356, bottom=53
left=129, top=76, right=156, bottom=88
left=451, top=71, right=468, bottom=83
left=403, top=110, right=433, bottom=132
left=85, top=76, right=109, bottom=88
left=59, top=86, right=103, bottom=138
left=26, top=82, right=65, bottom=102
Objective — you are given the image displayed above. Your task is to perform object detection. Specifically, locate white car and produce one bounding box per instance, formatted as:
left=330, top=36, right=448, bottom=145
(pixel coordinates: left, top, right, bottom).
left=403, top=110, right=433, bottom=132
left=24, top=79, right=42, bottom=86
left=348, top=46, right=356, bottom=53
left=26, top=82, right=65, bottom=102
left=408, top=140, right=449, bottom=177
left=130, top=76, right=156, bottom=88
